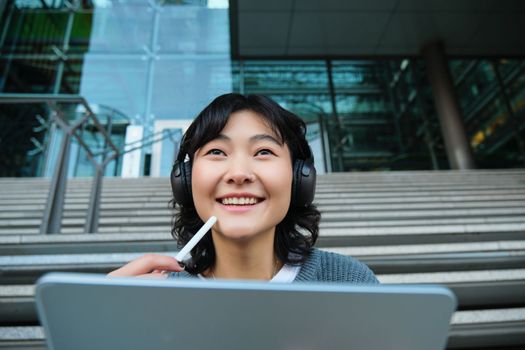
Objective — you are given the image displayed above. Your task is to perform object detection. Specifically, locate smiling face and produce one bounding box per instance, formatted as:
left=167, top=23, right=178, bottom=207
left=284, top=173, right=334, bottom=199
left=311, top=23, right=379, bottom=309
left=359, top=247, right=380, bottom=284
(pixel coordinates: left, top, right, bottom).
left=191, top=110, right=293, bottom=243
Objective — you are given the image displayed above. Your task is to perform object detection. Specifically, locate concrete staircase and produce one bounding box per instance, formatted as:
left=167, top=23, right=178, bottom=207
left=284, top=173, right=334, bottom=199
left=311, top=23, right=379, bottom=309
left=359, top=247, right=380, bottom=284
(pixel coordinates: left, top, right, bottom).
left=1, top=170, right=525, bottom=349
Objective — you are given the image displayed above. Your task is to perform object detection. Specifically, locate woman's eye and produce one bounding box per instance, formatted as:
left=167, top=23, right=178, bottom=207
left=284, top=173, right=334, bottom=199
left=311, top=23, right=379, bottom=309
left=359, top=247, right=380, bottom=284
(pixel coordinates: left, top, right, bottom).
left=206, top=149, right=225, bottom=156
left=255, top=149, right=275, bottom=156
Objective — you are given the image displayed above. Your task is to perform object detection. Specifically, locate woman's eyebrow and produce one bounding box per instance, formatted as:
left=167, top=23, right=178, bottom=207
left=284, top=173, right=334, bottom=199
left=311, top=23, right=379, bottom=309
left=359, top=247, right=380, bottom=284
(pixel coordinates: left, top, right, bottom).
left=213, top=133, right=283, bottom=146
left=249, top=134, right=283, bottom=146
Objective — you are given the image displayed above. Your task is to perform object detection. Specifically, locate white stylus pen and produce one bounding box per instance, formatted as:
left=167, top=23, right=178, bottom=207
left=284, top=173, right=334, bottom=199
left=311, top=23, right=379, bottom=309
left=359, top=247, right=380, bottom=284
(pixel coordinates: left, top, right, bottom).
left=175, top=216, right=217, bottom=262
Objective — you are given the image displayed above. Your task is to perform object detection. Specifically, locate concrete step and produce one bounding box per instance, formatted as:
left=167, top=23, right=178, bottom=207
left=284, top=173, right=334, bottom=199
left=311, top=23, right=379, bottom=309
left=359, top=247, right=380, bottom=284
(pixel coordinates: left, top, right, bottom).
left=1, top=170, right=524, bottom=188
left=3, top=190, right=525, bottom=209
left=2, top=208, right=525, bottom=230
left=2, top=251, right=525, bottom=285
left=0, top=326, right=45, bottom=350
left=3, top=185, right=525, bottom=197
left=448, top=308, right=525, bottom=348
left=3, top=199, right=525, bottom=220
left=1, top=240, right=524, bottom=285
left=58, top=216, right=525, bottom=232
left=0, top=232, right=179, bottom=255
left=0, top=200, right=523, bottom=226
left=1, top=169, right=522, bottom=182
left=3, top=192, right=525, bottom=212
left=320, top=216, right=525, bottom=227
left=2, top=224, right=525, bottom=253
left=2, top=238, right=523, bottom=257
left=4, top=183, right=525, bottom=199
left=317, top=223, right=525, bottom=246
left=3, top=215, right=525, bottom=236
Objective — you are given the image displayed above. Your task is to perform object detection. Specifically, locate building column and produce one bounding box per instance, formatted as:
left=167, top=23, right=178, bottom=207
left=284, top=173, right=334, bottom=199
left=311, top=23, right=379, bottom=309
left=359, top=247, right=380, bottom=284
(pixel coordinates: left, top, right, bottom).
left=422, top=41, right=476, bottom=170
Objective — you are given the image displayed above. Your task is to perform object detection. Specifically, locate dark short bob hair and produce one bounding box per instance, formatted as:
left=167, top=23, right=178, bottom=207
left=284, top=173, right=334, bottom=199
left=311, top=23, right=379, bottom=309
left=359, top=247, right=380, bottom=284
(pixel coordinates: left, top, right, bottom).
left=171, top=93, right=320, bottom=274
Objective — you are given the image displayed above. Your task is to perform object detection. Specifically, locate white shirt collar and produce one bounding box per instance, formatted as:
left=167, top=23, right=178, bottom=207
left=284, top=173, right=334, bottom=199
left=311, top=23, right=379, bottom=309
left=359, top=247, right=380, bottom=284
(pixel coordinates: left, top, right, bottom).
left=197, top=263, right=301, bottom=283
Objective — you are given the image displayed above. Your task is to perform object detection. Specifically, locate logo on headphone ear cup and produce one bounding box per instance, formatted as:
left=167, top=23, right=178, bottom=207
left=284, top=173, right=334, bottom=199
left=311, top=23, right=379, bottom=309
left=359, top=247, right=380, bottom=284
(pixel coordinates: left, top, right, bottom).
left=171, top=161, right=193, bottom=206
left=171, top=158, right=316, bottom=208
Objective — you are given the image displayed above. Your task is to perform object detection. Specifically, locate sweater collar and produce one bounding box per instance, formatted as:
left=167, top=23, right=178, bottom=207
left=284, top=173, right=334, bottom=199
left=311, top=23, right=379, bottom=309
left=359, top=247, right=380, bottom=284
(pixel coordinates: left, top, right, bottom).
left=293, top=248, right=320, bottom=282
left=172, top=248, right=320, bottom=282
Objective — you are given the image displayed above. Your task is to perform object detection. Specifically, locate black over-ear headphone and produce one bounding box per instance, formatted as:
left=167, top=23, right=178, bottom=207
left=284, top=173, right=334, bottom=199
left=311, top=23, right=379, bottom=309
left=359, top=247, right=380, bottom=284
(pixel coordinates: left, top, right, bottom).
left=171, top=157, right=316, bottom=208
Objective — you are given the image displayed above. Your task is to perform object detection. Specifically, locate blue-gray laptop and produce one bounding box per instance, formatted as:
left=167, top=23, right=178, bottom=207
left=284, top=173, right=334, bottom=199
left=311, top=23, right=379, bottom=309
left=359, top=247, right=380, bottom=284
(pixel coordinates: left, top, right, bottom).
left=35, top=272, right=456, bottom=350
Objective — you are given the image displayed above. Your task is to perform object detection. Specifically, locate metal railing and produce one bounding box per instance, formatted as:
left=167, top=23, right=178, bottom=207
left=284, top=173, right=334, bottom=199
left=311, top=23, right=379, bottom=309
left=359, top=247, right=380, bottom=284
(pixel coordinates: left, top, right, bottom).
left=1, top=94, right=119, bottom=234
left=0, top=94, right=179, bottom=234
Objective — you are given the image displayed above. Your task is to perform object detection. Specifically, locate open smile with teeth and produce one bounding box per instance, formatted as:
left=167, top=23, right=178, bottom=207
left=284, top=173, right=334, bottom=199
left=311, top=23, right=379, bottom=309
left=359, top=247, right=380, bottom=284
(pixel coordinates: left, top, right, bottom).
left=220, top=197, right=261, bottom=205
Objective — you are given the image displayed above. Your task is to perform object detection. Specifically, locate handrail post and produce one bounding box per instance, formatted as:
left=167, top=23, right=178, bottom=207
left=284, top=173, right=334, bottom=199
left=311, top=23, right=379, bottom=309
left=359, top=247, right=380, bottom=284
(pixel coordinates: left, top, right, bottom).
left=84, top=153, right=118, bottom=234
left=39, top=128, right=72, bottom=234
left=84, top=164, right=103, bottom=234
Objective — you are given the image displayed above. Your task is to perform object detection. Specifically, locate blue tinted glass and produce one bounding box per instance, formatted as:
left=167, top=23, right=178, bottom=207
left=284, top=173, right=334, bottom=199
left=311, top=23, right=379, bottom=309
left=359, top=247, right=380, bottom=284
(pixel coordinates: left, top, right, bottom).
left=87, top=2, right=154, bottom=53
left=79, top=57, right=148, bottom=120
left=241, top=61, right=332, bottom=121
left=331, top=61, right=384, bottom=89
left=243, top=61, right=329, bottom=92
left=159, top=129, right=182, bottom=176
left=157, top=6, right=230, bottom=54
left=151, top=56, right=232, bottom=120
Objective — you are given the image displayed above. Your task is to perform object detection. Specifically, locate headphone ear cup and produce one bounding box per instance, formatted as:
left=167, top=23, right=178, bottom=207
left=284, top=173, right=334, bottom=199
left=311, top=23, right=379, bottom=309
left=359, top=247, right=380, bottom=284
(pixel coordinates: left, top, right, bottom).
left=291, top=159, right=302, bottom=207
left=292, top=159, right=316, bottom=207
left=171, top=161, right=193, bottom=206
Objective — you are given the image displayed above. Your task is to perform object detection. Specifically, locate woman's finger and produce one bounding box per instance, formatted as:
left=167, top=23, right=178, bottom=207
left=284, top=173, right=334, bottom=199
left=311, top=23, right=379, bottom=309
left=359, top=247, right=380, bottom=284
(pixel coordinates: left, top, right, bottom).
left=108, top=254, right=184, bottom=277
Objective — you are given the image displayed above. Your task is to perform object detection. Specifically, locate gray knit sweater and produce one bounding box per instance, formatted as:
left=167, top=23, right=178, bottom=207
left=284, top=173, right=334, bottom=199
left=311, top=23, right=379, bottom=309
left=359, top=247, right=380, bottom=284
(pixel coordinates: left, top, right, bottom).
left=168, top=249, right=379, bottom=284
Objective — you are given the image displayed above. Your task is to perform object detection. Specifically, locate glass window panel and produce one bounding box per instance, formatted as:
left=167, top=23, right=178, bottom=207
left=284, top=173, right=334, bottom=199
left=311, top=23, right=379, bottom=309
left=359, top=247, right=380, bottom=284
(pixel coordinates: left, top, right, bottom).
left=0, top=103, right=50, bottom=177
left=339, top=124, right=396, bottom=152
left=243, top=61, right=329, bottom=94
left=1, top=10, right=68, bottom=54
left=335, top=94, right=388, bottom=115
left=470, top=104, right=523, bottom=169
left=330, top=61, right=398, bottom=170
left=71, top=121, right=127, bottom=177
left=230, top=60, right=241, bottom=93
left=86, top=2, right=153, bottom=53
left=386, top=60, right=419, bottom=116
left=151, top=56, right=232, bottom=120
left=241, top=61, right=331, bottom=122
left=268, top=93, right=333, bottom=123
left=468, top=97, right=510, bottom=150
left=78, top=56, right=148, bottom=121
left=331, top=61, right=384, bottom=90
left=59, top=58, right=84, bottom=94
left=68, top=12, right=94, bottom=54
left=449, top=60, right=474, bottom=83
left=496, top=59, right=522, bottom=80
left=159, top=128, right=182, bottom=177
left=507, top=74, right=525, bottom=114
left=157, top=6, right=230, bottom=54
left=453, top=60, right=498, bottom=115
left=0, top=58, right=59, bottom=93
left=325, top=120, right=396, bottom=171
left=332, top=62, right=392, bottom=126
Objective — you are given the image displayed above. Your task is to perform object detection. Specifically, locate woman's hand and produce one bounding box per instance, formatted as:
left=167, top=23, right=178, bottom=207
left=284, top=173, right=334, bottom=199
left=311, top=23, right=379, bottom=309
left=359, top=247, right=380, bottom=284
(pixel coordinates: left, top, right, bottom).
left=108, top=254, right=185, bottom=279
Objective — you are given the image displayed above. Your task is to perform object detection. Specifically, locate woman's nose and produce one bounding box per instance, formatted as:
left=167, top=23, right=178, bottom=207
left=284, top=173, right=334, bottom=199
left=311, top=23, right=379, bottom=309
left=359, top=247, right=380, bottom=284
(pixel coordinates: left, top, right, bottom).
left=224, top=160, right=256, bottom=185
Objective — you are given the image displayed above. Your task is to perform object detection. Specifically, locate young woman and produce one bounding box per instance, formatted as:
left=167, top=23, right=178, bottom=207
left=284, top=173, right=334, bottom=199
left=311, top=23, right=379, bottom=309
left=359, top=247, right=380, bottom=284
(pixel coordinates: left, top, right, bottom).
left=109, top=93, right=378, bottom=284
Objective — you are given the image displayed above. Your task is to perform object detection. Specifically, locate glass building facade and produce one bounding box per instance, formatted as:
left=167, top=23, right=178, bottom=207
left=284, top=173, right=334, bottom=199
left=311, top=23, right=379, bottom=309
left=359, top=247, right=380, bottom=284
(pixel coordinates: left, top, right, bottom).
left=1, top=0, right=524, bottom=177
